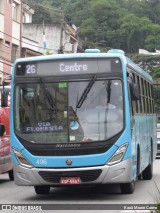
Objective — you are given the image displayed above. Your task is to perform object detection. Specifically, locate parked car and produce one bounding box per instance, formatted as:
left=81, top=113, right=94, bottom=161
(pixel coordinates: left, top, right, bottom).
left=157, top=124, right=160, bottom=159
left=0, top=85, right=13, bottom=180
left=157, top=123, right=160, bottom=132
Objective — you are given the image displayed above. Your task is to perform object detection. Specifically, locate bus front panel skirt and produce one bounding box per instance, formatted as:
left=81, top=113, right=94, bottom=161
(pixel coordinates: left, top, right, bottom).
left=13, top=158, right=133, bottom=186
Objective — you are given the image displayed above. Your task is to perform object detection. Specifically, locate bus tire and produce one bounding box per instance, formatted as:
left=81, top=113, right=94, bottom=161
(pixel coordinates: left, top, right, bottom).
left=8, top=170, right=14, bottom=181
left=34, top=186, right=50, bottom=194
left=142, top=164, right=153, bottom=180
left=142, top=143, right=153, bottom=180
left=137, top=146, right=142, bottom=180
left=120, top=181, right=135, bottom=194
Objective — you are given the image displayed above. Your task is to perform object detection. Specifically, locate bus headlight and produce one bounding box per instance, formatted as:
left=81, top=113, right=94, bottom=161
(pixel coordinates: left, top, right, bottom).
left=107, top=143, right=128, bottom=165
left=13, top=148, right=33, bottom=168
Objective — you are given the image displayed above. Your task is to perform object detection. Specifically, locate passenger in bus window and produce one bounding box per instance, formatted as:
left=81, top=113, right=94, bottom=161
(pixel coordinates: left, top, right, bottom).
left=95, top=90, right=116, bottom=110
left=20, top=89, right=37, bottom=125
left=35, top=88, right=55, bottom=122
left=95, top=89, right=123, bottom=125
left=116, top=95, right=123, bottom=109
left=36, top=89, right=46, bottom=110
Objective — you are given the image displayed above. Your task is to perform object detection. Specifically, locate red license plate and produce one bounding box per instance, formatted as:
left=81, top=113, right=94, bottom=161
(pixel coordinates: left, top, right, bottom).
left=60, top=177, right=81, bottom=185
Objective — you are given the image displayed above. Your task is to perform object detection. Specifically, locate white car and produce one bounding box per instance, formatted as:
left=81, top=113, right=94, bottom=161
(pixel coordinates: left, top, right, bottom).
left=157, top=123, right=160, bottom=132
left=157, top=130, right=160, bottom=159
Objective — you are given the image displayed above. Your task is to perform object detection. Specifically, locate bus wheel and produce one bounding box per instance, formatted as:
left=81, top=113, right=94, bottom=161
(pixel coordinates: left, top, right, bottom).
left=137, top=148, right=142, bottom=180
left=8, top=170, right=14, bottom=181
left=142, top=161, right=153, bottom=180
left=120, top=181, right=135, bottom=194
left=142, top=163, right=153, bottom=180
left=34, top=186, right=50, bottom=194
left=142, top=145, right=153, bottom=180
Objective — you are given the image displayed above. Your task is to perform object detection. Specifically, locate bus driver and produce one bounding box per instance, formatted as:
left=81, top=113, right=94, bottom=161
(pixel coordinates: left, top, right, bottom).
left=95, top=90, right=116, bottom=110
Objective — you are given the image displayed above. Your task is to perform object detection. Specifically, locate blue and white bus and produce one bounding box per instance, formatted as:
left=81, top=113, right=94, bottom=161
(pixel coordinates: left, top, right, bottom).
left=10, top=49, right=157, bottom=194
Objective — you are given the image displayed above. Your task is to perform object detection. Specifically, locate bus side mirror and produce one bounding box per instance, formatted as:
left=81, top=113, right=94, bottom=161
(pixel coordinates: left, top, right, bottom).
left=0, top=124, right=5, bottom=136
left=1, top=91, right=8, bottom=107
left=130, top=82, right=140, bottom=101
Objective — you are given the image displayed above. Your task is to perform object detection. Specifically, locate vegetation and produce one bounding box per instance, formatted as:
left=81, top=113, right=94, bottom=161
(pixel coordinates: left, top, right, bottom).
left=26, top=0, right=160, bottom=53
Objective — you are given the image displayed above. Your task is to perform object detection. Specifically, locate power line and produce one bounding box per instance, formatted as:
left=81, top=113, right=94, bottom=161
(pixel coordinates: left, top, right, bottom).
left=0, top=57, right=12, bottom=72
left=24, top=0, right=65, bottom=14
left=0, top=55, right=13, bottom=65
left=0, top=45, right=22, bottom=61
left=0, top=56, right=13, bottom=74
left=0, top=69, right=11, bottom=75
left=0, top=60, right=13, bottom=68
left=0, top=44, right=20, bottom=54
left=0, top=67, right=11, bottom=72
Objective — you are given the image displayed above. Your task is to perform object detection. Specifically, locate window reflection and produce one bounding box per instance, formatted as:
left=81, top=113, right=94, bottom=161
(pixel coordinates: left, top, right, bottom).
left=15, top=79, right=123, bottom=143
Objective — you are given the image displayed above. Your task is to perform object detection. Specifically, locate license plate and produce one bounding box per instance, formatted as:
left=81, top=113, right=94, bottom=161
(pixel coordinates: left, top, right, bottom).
left=60, top=177, right=81, bottom=185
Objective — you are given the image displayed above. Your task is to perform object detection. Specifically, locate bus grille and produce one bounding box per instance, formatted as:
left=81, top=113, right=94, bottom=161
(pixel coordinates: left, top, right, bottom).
left=38, top=169, right=102, bottom=183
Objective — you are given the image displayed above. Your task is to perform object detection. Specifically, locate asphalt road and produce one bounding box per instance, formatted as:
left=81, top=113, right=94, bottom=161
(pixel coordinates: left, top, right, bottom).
left=0, top=159, right=160, bottom=213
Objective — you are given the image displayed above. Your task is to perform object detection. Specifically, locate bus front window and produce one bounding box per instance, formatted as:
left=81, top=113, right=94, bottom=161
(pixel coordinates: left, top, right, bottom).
left=73, top=79, right=124, bottom=141
left=15, top=79, right=123, bottom=144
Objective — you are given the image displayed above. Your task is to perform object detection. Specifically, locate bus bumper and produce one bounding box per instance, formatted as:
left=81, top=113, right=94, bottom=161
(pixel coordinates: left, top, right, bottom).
left=13, top=158, right=133, bottom=186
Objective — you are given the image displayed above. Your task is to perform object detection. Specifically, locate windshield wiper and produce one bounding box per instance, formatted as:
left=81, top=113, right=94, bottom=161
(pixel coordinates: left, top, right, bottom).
left=39, top=78, right=57, bottom=120
left=76, top=75, right=96, bottom=108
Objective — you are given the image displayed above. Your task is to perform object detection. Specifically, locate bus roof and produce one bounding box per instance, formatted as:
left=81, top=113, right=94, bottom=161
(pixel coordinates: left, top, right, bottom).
left=126, top=57, right=152, bottom=82
left=107, top=49, right=152, bottom=82
left=13, top=50, right=153, bottom=82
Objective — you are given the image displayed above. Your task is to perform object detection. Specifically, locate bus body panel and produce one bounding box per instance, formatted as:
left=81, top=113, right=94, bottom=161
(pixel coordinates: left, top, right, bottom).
left=134, top=114, right=157, bottom=171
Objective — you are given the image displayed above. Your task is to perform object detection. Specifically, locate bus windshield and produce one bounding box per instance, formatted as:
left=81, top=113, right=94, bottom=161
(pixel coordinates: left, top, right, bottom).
left=14, top=78, right=124, bottom=144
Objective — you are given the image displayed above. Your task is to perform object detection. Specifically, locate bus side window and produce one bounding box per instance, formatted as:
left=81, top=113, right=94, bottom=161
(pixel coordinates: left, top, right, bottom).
left=127, top=71, right=135, bottom=116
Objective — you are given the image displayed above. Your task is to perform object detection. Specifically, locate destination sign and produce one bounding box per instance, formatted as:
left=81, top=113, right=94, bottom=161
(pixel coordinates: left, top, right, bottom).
left=23, top=122, right=64, bottom=133
left=15, top=58, right=122, bottom=76
left=60, top=62, right=88, bottom=72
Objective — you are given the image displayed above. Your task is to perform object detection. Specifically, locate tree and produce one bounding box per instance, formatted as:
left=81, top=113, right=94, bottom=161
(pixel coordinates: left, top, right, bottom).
left=26, top=0, right=63, bottom=24
left=118, top=14, right=152, bottom=53
left=147, top=0, right=160, bottom=24
left=79, top=0, right=126, bottom=49
left=144, top=24, right=160, bottom=51
left=151, top=67, right=160, bottom=80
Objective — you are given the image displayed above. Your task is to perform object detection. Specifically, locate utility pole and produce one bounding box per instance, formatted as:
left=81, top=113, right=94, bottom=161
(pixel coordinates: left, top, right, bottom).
left=59, top=9, right=64, bottom=54
left=20, top=0, right=23, bottom=58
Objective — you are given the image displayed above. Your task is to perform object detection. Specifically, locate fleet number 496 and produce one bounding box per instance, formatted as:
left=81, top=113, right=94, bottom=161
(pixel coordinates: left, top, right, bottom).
left=36, top=159, right=47, bottom=165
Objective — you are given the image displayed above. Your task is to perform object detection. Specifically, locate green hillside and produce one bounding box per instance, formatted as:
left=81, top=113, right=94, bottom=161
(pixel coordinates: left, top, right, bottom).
left=26, top=0, right=160, bottom=54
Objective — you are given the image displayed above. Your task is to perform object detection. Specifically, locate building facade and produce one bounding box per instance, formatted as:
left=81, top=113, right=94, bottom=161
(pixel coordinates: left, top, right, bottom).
left=0, top=0, right=22, bottom=83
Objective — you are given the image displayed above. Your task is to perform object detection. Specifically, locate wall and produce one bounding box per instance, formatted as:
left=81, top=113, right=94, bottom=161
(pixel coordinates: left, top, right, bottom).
left=22, top=23, right=78, bottom=54
left=12, top=21, right=21, bottom=46
left=0, top=14, right=4, bottom=39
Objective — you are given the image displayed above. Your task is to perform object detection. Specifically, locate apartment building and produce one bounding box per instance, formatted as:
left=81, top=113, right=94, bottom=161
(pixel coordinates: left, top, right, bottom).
left=0, top=0, right=22, bottom=83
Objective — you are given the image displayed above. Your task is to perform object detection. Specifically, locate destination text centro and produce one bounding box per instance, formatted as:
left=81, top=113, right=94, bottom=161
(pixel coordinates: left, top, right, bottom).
left=60, top=63, right=88, bottom=72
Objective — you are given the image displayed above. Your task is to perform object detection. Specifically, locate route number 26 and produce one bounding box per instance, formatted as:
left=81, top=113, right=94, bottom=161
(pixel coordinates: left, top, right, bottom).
left=26, top=64, right=36, bottom=74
